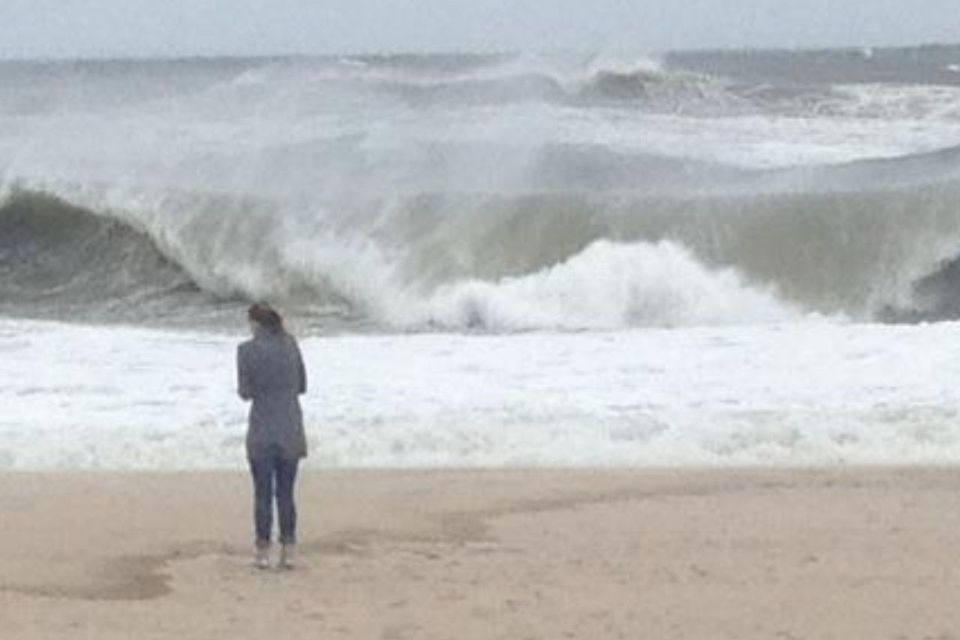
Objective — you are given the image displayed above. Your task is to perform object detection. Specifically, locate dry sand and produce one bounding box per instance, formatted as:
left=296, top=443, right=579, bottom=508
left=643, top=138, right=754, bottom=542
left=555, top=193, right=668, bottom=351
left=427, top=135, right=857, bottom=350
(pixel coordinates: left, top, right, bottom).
left=2, top=468, right=960, bottom=639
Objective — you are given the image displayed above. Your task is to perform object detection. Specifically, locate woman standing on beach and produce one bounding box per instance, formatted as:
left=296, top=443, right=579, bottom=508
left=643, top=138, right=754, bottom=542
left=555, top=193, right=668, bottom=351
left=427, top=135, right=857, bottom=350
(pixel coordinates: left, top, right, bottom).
left=237, top=303, right=308, bottom=569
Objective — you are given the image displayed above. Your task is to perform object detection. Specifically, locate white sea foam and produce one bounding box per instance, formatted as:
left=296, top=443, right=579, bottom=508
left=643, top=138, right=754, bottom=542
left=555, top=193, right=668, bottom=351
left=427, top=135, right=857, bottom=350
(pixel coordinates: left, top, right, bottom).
left=2, top=317, right=959, bottom=470
left=413, top=240, right=799, bottom=330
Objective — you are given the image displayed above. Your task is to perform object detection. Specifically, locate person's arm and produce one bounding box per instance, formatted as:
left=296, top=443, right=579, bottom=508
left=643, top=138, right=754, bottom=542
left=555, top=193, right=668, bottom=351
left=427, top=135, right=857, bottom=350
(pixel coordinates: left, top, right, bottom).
left=237, top=345, right=253, bottom=400
left=294, top=340, right=307, bottom=395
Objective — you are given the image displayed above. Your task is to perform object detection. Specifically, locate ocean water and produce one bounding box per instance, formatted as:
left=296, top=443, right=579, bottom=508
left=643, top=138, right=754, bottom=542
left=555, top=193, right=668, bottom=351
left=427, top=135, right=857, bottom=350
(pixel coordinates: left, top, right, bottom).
left=3, top=46, right=960, bottom=469
left=2, top=317, right=959, bottom=469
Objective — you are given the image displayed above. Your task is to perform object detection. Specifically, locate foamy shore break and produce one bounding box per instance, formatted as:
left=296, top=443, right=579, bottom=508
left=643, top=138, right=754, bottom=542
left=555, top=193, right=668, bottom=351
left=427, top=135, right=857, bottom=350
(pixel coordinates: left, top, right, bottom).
left=2, top=468, right=959, bottom=639
left=4, top=317, right=960, bottom=470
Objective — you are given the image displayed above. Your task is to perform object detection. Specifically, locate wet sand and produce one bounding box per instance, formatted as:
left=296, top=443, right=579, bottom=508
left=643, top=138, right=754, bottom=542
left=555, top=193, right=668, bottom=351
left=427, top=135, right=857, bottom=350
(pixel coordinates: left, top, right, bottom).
left=2, top=468, right=960, bottom=639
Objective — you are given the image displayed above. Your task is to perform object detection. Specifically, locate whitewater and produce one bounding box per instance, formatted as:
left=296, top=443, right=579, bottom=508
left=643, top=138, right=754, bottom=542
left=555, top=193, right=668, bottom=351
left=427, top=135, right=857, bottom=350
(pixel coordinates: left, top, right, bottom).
left=3, top=317, right=960, bottom=470
left=3, top=46, right=960, bottom=469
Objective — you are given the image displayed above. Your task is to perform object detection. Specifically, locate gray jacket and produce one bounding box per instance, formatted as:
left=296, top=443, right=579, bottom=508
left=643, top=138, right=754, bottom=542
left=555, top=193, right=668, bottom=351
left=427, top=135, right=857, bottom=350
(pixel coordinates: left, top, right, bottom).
left=237, top=329, right=308, bottom=460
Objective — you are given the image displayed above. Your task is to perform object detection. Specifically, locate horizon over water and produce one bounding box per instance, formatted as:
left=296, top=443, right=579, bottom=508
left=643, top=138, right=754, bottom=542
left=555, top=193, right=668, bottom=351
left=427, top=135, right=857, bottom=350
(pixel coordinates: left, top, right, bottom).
left=1, top=39, right=957, bottom=61
left=4, top=43, right=960, bottom=469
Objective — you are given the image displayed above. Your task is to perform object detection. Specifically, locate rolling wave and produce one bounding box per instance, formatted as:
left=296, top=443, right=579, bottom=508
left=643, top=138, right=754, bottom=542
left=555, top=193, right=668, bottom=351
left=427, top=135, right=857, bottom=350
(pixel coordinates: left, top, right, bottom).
left=4, top=51, right=960, bottom=331
left=7, top=53, right=956, bottom=120
left=5, top=147, right=960, bottom=330
left=0, top=190, right=234, bottom=324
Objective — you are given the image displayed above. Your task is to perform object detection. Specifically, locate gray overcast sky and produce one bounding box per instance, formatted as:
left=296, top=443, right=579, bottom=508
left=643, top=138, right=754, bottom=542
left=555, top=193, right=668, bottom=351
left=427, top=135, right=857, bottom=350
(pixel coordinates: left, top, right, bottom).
left=1, top=0, right=958, bottom=59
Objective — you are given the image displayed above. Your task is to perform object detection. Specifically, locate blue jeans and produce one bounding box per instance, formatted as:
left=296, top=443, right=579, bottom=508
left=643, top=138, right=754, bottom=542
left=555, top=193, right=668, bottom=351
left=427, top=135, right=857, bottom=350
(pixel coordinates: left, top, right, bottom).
left=249, top=449, right=300, bottom=547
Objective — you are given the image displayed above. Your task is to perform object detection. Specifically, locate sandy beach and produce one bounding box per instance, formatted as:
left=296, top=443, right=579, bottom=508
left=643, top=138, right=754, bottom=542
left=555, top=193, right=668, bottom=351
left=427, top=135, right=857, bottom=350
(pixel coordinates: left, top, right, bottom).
left=0, top=468, right=958, bottom=639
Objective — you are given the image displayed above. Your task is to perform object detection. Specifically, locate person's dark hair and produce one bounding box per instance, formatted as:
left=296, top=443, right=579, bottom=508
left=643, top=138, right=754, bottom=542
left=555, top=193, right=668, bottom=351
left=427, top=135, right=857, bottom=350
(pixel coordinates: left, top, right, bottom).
left=248, top=303, right=285, bottom=334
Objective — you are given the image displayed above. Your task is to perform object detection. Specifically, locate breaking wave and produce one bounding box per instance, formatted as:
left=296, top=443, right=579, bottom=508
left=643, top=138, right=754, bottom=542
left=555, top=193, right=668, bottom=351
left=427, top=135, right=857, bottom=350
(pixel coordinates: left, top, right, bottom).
left=0, top=190, right=233, bottom=324
left=5, top=149, right=960, bottom=331
left=4, top=51, right=960, bottom=331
